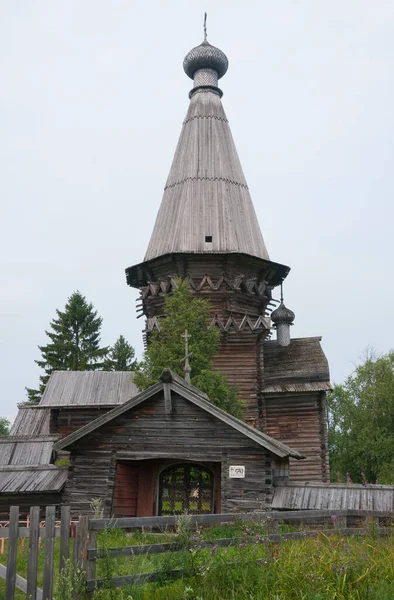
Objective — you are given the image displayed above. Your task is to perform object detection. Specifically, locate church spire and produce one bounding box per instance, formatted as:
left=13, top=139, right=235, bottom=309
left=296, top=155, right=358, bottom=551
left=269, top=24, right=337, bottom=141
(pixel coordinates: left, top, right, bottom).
left=143, top=33, right=271, bottom=263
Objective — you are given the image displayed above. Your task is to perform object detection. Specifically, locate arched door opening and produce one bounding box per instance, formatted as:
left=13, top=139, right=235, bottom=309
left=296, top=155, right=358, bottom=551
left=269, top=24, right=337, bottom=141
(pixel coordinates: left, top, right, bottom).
left=158, top=463, right=214, bottom=515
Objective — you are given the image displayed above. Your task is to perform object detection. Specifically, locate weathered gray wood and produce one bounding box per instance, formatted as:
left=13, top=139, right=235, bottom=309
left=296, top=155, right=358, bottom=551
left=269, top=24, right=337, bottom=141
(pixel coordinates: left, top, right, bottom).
left=40, top=370, right=139, bottom=407
left=0, top=563, right=44, bottom=599
left=0, top=466, right=67, bottom=494
left=86, top=528, right=391, bottom=591
left=86, top=529, right=97, bottom=598
left=0, top=526, right=62, bottom=539
left=55, top=374, right=301, bottom=460
left=27, top=506, right=40, bottom=600
left=163, top=382, right=172, bottom=413
left=59, top=505, right=71, bottom=571
left=88, top=525, right=392, bottom=561
left=76, top=515, right=89, bottom=571
left=42, top=505, right=56, bottom=600
left=88, top=508, right=392, bottom=531
left=140, top=84, right=271, bottom=262
left=87, top=568, right=188, bottom=591
left=5, top=505, right=19, bottom=600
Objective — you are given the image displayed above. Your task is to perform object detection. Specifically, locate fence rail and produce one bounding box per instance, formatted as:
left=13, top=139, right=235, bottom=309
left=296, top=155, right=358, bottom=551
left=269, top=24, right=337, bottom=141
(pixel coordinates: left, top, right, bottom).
left=82, top=509, right=394, bottom=594
left=0, top=505, right=71, bottom=600
left=1, top=506, right=393, bottom=598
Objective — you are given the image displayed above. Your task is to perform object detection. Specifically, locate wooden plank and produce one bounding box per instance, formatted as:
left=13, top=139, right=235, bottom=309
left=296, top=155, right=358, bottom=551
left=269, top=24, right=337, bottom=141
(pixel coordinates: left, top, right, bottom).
left=42, top=505, right=56, bottom=600
left=88, top=508, right=393, bottom=531
left=27, top=506, right=40, bottom=600
left=0, top=564, right=44, bottom=599
left=85, top=530, right=96, bottom=600
left=59, top=505, right=71, bottom=571
left=0, top=527, right=62, bottom=539
left=87, top=568, right=188, bottom=591
left=87, top=527, right=392, bottom=591
left=76, top=515, right=89, bottom=571
left=163, top=382, right=172, bottom=413
left=5, top=505, right=19, bottom=600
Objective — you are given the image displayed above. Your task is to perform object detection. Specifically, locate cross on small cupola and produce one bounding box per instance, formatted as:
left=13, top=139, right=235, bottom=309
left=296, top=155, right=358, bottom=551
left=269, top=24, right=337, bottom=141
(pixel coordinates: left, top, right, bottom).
left=271, top=284, right=295, bottom=347
left=181, top=329, right=193, bottom=384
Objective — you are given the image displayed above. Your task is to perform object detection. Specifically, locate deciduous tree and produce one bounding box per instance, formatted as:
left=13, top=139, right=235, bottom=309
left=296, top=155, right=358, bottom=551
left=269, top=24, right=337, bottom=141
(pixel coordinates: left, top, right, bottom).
left=134, top=279, right=245, bottom=419
left=0, top=417, right=10, bottom=436
left=328, top=349, right=394, bottom=484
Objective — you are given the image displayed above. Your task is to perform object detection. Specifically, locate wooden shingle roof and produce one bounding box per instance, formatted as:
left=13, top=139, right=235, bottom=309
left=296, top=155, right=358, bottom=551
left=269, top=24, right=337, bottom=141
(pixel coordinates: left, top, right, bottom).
left=0, top=436, right=57, bottom=466
left=272, top=483, right=394, bottom=512
left=40, top=371, right=138, bottom=407
left=263, top=337, right=331, bottom=393
left=10, top=405, right=50, bottom=436
left=0, top=466, right=68, bottom=494
left=54, top=369, right=304, bottom=460
left=144, top=88, right=270, bottom=262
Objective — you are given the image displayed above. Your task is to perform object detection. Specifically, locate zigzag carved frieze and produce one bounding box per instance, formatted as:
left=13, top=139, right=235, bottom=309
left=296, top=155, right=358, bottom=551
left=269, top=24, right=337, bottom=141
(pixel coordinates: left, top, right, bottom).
left=140, top=275, right=271, bottom=301
left=145, top=313, right=270, bottom=334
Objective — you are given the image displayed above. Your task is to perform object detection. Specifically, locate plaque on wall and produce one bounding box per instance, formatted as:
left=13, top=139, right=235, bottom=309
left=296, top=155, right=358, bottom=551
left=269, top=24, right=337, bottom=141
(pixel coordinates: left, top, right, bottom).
left=229, top=465, right=245, bottom=478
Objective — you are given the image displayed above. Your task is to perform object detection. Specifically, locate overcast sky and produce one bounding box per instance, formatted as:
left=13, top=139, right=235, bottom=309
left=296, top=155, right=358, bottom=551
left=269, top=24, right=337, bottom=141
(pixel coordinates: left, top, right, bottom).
left=1, top=1, right=393, bottom=422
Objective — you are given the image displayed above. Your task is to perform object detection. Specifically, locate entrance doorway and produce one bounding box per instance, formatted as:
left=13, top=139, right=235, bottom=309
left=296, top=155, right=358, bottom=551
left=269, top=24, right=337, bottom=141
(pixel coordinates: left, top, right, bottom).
left=158, top=463, right=214, bottom=515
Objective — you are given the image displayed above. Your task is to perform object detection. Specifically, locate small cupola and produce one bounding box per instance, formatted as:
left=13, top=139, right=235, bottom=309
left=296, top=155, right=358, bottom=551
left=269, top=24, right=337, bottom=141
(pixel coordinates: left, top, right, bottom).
left=183, top=13, right=228, bottom=97
left=271, top=285, right=295, bottom=347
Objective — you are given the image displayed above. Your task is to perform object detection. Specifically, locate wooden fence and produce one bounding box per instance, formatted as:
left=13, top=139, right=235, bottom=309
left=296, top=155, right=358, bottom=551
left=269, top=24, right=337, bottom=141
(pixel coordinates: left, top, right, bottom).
left=80, top=509, right=394, bottom=594
left=0, top=505, right=72, bottom=600
left=1, top=507, right=393, bottom=598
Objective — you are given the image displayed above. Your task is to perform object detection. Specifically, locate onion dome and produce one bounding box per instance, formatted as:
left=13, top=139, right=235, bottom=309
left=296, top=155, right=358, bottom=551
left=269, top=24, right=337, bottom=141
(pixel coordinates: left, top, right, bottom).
left=271, top=302, right=295, bottom=325
left=183, top=40, right=229, bottom=80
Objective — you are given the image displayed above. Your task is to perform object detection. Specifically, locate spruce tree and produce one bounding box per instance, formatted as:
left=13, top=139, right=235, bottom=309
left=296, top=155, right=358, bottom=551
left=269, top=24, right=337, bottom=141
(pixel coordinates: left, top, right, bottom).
left=26, top=291, right=109, bottom=402
left=104, top=335, right=137, bottom=371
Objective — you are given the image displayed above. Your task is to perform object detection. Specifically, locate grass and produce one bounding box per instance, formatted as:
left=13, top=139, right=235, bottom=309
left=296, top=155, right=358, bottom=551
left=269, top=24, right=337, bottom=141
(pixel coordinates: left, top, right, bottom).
left=1, top=521, right=394, bottom=599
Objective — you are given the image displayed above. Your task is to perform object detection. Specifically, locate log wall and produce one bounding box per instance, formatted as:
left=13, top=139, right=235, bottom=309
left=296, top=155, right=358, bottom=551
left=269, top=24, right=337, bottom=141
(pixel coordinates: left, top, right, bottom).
left=262, top=392, right=329, bottom=482
left=63, top=391, right=286, bottom=516
left=50, top=407, right=113, bottom=437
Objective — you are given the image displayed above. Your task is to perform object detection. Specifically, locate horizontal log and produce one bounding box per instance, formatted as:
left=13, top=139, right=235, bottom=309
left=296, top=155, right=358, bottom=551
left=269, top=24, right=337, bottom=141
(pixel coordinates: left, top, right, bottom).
left=87, top=528, right=392, bottom=589
left=88, top=509, right=391, bottom=530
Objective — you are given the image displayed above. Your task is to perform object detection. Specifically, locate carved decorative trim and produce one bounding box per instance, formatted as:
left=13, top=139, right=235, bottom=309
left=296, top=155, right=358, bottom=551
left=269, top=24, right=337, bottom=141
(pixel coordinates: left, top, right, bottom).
left=145, top=313, right=270, bottom=334
left=140, top=275, right=272, bottom=300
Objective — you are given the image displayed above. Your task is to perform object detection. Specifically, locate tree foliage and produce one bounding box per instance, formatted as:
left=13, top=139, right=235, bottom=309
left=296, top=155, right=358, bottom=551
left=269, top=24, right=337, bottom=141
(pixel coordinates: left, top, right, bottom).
left=328, top=349, right=394, bottom=484
left=26, top=291, right=109, bottom=403
left=0, top=417, right=10, bottom=436
left=134, top=279, right=245, bottom=419
left=104, top=335, right=137, bottom=371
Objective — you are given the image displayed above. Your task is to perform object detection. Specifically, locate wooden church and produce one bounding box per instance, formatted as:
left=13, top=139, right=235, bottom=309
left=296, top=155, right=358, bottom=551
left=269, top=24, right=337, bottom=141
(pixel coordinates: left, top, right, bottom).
left=1, top=33, right=332, bottom=517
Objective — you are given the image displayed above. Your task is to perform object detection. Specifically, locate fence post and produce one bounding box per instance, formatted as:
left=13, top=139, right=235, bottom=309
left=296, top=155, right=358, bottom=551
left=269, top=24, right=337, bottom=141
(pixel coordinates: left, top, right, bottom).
left=59, top=505, right=71, bottom=571
left=26, top=506, right=40, bottom=600
left=42, top=505, right=56, bottom=600
left=86, top=525, right=97, bottom=599
left=5, top=505, right=19, bottom=600
left=76, top=515, right=89, bottom=572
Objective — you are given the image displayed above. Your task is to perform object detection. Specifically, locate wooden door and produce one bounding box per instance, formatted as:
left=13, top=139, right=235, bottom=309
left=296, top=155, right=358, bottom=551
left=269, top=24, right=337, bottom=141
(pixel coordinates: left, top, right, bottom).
left=113, top=463, right=139, bottom=517
left=158, top=463, right=214, bottom=515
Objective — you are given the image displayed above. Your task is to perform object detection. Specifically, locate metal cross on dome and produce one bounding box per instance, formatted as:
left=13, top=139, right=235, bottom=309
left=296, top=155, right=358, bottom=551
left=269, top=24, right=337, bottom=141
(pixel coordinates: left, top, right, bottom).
left=181, top=329, right=193, bottom=384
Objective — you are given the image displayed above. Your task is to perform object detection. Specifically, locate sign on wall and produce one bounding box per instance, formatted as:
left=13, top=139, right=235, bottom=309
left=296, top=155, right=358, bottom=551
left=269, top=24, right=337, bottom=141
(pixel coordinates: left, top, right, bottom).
left=229, top=465, right=245, bottom=478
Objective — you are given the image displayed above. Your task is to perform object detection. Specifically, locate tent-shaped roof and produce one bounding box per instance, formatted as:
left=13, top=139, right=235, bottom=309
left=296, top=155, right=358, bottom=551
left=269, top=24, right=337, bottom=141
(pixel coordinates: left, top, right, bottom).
left=54, top=369, right=304, bottom=460
left=144, top=89, right=270, bottom=261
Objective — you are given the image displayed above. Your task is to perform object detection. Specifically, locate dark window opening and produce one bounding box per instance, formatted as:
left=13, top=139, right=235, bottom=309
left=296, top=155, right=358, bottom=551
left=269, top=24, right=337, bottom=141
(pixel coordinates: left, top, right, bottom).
left=205, top=236, right=212, bottom=243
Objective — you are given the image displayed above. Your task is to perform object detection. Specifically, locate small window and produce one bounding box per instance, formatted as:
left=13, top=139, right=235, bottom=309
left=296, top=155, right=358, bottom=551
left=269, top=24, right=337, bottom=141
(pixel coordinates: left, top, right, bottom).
left=205, top=236, right=212, bottom=243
